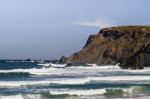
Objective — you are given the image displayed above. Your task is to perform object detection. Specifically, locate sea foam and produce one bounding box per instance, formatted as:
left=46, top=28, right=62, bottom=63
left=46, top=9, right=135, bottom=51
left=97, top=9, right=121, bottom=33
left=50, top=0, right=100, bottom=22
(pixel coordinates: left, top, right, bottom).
left=50, top=89, right=106, bottom=96
left=0, top=76, right=150, bottom=87
left=0, top=94, right=41, bottom=99
left=0, top=64, right=149, bottom=76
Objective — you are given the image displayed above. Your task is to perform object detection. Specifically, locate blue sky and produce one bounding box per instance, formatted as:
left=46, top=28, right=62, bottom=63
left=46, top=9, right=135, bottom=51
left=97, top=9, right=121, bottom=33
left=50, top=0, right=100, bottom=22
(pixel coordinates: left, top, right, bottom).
left=0, top=0, right=149, bottom=59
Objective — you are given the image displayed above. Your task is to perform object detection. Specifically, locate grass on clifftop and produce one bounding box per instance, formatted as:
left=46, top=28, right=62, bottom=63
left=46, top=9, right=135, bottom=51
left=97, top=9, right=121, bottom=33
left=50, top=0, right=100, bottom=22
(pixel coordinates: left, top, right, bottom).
left=103, top=25, right=150, bottom=32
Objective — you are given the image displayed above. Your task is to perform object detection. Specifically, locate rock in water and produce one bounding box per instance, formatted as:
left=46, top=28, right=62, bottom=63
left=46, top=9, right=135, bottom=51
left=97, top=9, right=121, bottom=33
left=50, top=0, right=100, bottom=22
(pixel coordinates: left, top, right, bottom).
left=66, top=26, right=150, bottom=69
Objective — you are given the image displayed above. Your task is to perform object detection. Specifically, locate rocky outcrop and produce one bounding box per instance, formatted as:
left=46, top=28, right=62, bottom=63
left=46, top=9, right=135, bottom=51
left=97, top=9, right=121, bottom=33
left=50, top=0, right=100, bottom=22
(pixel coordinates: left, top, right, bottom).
left=66, top=26, right=150, bottom=69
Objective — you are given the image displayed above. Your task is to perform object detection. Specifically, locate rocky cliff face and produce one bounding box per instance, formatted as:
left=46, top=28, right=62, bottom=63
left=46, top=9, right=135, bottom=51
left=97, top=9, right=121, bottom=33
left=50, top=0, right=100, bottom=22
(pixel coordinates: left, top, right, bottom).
left=66, top=26, right=150, bottom=69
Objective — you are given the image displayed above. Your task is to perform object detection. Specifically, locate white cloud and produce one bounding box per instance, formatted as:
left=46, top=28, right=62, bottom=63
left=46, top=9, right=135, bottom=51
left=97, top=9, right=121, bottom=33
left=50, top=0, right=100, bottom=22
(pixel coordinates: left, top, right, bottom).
left=74, top=18, right=114, bottom=28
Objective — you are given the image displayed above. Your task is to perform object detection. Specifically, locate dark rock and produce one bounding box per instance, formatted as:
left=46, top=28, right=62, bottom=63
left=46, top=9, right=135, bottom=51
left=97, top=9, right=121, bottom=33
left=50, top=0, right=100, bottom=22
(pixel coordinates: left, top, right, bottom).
left=66, top=26, right=150, bottom=69
left=66, top=62, right=91, bottom=66
left=59, top=56, right=68, bottom=63
left=26, top=58, right=31, bottom=61
left=137, top=67, right=144, bottom=69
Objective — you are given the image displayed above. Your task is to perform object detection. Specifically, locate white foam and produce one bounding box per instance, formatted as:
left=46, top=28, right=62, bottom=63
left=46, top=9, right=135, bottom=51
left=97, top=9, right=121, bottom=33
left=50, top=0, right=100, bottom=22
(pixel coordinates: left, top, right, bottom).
left=0, top=67, right=58, bottom=75
left=50, top=89, right=106, bottom=96
left=0, top=64, right=150, bottom=76
left=0, top=65, right=115, bottom=76
left=0, top=95, right=23, bottom=99
left=50, top=86, right=150, bottom=96
left=0, top=87, right=149, bottom=98
left=0, top=75, right=150, bottom=87
left=0, top=78, right=88, bottom=87
left=50, top=63, right=66, bottom=68
left=37, top=63, right=51, bottom=67
left=68, top=65, right=120, bottom=70
left=0, top=94, right=41, bottom=99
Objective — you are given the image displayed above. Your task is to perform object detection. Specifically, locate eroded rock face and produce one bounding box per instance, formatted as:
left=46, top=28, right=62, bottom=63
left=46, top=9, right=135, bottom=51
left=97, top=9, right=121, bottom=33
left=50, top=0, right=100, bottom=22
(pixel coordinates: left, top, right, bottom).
left=66, top=26, right=150, bottom=69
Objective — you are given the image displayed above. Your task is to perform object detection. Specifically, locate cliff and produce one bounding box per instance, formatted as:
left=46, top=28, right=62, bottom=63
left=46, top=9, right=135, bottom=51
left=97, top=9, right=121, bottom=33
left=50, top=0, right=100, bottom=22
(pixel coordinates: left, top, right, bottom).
left=65, top=26, right=150, bottom=69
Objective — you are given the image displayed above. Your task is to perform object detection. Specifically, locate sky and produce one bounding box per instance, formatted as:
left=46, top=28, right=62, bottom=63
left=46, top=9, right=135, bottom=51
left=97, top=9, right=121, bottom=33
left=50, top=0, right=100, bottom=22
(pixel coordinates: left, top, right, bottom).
left=0, top=0, right=149, bottom=59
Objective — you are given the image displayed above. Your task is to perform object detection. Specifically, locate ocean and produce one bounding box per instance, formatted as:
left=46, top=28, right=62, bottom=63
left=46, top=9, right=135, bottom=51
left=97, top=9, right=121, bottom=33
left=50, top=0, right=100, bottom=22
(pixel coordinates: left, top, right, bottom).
left=0, top=60, right=150, bottom=99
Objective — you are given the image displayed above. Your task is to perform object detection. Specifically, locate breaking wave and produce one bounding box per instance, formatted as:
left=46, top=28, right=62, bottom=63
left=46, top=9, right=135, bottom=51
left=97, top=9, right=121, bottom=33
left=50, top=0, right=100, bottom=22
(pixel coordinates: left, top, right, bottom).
left=0, top=65, right=150, bottom=76
left=1, top=76, right=150, bottom=87
left=1, top=86, right=150, bottom=99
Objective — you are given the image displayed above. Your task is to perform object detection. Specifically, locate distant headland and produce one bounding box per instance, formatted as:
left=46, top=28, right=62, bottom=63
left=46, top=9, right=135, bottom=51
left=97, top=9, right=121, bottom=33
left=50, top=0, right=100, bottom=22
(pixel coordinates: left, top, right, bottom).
left=60, top=26, right=150, bottom=69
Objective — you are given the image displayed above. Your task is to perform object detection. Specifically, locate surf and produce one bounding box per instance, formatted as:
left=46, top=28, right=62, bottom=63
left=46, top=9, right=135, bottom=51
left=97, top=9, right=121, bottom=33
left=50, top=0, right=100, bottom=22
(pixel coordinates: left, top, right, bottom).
left=1, top=76, right=150, bottom=87
left=0, top=64, right=150, bottom=76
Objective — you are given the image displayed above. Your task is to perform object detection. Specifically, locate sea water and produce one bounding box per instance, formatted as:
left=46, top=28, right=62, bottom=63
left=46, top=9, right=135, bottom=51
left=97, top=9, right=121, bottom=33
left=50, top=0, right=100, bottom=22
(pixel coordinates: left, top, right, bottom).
left=0, top=60, right=150, bottom=99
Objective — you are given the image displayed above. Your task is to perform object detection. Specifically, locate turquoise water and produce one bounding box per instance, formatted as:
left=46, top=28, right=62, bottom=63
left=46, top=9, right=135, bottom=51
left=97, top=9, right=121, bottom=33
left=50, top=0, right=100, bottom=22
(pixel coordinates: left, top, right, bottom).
left=0, top=60, right=150, bottom=99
